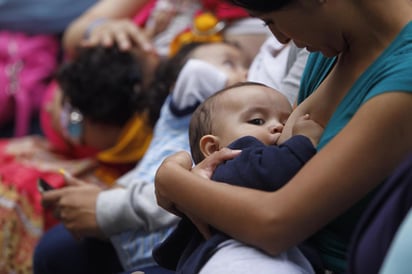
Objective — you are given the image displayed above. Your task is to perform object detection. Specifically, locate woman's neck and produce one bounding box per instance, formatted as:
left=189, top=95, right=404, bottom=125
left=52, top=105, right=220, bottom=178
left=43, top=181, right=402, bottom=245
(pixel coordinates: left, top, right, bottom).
left=340, top=0, right=412, bottom=65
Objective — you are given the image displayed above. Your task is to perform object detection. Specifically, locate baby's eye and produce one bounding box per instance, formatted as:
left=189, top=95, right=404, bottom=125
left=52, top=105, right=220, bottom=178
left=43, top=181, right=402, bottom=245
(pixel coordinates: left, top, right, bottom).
left=248, top=118, right=265, bottom=125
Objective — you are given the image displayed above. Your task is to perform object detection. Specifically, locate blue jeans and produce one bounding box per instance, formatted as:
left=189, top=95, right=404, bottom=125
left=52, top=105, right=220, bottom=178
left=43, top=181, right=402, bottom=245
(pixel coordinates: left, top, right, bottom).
left=33, top=223, right=123, bottom=274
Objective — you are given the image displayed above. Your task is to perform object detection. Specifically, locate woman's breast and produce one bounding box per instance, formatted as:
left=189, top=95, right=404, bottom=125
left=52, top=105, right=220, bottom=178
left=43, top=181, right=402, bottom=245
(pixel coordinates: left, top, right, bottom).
left=278, top=85, right=341, bottom=144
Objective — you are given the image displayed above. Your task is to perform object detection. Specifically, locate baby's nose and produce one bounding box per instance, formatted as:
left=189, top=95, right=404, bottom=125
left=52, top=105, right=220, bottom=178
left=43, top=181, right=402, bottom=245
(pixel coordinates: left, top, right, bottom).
left=270, top=123, right=284, bottom=133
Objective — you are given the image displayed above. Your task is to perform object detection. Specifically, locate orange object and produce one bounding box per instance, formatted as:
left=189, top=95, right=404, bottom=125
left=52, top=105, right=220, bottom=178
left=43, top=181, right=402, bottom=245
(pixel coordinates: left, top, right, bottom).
left=169, top=12, right=224, bottom=56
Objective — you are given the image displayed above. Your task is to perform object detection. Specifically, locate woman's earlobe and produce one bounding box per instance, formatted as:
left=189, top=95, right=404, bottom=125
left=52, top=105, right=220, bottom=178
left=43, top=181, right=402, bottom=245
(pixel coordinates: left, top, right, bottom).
left=199, top=135, right=220, bottom=158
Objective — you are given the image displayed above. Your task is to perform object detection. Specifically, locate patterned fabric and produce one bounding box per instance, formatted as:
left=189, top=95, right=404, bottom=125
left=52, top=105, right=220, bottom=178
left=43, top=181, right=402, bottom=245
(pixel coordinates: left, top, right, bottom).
left=0, top=138, right=66, bottom=274
left=0, top=180, right=41, bottom=273
left=0, top=109, right=151, bottom=273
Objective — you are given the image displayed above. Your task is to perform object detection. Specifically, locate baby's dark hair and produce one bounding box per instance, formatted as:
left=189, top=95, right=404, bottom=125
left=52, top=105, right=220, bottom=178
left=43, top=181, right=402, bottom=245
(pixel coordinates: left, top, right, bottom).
left=228, top=0, right=294, bottom=12
left=145, top=42, right=209, bottom=123
left=189, top=81, right=266, bottom=164
left=57, top=45, right=148, bottom=127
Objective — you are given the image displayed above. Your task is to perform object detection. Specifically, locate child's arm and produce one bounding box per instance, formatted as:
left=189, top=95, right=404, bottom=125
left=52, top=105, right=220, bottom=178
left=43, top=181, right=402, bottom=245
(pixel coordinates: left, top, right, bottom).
left=212, top=135, right=317, bottom=191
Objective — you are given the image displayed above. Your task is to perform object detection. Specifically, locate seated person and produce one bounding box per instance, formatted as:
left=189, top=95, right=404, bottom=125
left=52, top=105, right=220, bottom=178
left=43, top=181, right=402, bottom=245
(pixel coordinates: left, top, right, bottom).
left=34, top=41, right=249, bottom=274
left=41, top=44, right=160, bottom=181
left=0, top=45, right=158, bottom=273
left=154, top=1, right=412, bottom=274
left=153, top=82, right=323, bottom=274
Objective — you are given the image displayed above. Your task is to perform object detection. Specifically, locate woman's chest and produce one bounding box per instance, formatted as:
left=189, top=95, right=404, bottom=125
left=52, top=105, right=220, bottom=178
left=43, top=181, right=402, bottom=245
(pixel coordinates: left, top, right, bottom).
left=280, top=68, right=359, bottom=143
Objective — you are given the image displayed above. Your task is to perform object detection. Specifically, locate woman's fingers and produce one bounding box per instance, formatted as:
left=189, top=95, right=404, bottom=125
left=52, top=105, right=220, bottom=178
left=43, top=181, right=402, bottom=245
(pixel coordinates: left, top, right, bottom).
left=192, top=148, right=241, bottom=179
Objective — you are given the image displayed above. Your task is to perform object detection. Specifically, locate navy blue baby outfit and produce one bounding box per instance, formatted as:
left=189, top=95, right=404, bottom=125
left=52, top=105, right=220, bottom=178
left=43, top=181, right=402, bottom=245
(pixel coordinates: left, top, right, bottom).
left=153, top=135, right=317, bottom=273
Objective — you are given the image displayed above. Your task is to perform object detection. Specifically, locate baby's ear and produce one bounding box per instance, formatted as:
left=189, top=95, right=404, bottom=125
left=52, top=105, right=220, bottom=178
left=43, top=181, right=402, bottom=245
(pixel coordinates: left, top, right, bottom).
left=199, top=135, right=220, bottom=158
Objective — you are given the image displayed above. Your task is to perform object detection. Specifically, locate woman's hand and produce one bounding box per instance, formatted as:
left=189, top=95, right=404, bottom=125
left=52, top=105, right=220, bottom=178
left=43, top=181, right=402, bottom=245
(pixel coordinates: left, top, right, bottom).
left=81, top=19, right=154, bottom=52
left=155, top=148, right=241, bottom=238
left=42, top=172, right=105, bottom=239
left=191, top=147, right=242, bottom=179
left=155, top=148, right=240, bottom=213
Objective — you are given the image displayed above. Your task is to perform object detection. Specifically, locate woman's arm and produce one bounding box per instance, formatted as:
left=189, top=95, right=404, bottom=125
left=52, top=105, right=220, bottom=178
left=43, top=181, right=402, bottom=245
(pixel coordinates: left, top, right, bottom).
left=63, top=0, right=150, bottom=56
left=155, top=91, right=412, bottom=255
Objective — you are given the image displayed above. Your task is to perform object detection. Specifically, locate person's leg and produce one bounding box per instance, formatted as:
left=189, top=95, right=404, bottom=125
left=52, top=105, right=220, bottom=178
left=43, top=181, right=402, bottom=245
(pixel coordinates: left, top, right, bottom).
left=199, top=239, right=315, bottom=274
left=33, top=223, right=123, bottom=274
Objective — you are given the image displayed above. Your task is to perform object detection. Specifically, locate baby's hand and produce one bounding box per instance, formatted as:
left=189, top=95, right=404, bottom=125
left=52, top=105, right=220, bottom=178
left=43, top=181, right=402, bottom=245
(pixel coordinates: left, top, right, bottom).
left=292, top=114, right=324, bottom=147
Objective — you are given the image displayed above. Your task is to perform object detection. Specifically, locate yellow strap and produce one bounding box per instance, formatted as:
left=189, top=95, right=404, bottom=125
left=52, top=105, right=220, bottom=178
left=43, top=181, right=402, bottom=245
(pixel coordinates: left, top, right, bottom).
left=97, top=113, right=153, bottom=164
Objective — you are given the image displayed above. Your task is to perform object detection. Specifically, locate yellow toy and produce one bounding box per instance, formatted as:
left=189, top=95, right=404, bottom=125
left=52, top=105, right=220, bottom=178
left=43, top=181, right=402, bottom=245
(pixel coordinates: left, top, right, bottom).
left=169, top=12, right=225, bottom=56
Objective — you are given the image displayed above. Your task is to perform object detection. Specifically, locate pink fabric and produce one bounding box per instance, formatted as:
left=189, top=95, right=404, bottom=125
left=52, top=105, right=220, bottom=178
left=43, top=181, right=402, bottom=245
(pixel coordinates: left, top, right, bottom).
left=133, top=0, right=157, bottom=26
left=201, top=0, right=248, bottom=20
left=0, top=31, right=59, bottom=136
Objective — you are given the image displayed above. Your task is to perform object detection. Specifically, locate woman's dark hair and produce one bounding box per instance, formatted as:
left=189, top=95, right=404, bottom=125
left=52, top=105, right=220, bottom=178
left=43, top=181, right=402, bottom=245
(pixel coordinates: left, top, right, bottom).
left=228, top=0, right=293, bottom=12
left=57, top=45, right=148, bottom=126
left=145, top=42, right=207, bottom=124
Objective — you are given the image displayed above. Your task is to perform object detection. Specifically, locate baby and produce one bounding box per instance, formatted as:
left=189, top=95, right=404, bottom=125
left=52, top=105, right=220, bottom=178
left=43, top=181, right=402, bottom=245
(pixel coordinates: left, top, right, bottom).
left=154, top=82, right=323, bottom=274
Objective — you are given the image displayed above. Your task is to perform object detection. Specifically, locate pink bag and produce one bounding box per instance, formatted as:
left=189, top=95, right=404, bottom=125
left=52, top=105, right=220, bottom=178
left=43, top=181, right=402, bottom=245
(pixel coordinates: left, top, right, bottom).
left=0, top=31, right=59, bottom=136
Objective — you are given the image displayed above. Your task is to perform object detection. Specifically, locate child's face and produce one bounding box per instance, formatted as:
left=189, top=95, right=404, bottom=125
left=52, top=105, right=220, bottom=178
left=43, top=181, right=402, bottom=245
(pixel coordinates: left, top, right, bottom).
left=212, top=85, right=292, bottom=148
left=190, top=43, right=248, bottom=86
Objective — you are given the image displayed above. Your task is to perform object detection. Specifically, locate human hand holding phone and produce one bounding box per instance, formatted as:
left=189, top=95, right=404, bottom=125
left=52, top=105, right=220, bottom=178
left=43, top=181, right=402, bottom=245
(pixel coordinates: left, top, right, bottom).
left=37, top=177, right=55, bottom=193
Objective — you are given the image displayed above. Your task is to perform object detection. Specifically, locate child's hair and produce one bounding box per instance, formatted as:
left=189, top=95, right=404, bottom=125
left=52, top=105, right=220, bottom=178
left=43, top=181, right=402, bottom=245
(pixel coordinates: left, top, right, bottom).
left=56, top=45, right=148, bottom=127
left=189, top=81, right=266, bottom=164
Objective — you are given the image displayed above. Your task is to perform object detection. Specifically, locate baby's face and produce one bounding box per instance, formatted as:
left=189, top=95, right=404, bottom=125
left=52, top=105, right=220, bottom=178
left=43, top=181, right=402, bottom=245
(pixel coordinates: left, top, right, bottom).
left=212, top=85, right=292, bottom=148
left=190, top=43, right=248, bottom=86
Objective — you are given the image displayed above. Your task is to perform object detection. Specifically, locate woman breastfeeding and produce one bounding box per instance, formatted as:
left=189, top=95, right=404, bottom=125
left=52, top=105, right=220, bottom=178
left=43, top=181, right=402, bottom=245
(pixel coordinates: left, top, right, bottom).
left=154, top=0, right=412, bottom=273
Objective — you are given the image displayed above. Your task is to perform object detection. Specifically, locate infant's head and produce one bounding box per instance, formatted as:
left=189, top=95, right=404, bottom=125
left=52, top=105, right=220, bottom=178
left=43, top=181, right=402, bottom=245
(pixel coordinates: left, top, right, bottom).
left=188, top=41, right=249, bottom=86
left=189, top=82, right=292, bottom=163
left=167, top=41, right=250, bottom=116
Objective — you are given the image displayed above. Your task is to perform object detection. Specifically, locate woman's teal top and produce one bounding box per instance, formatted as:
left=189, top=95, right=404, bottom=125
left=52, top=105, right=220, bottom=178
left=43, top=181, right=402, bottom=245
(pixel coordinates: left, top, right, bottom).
left=298, top=22, right=412, bottom=273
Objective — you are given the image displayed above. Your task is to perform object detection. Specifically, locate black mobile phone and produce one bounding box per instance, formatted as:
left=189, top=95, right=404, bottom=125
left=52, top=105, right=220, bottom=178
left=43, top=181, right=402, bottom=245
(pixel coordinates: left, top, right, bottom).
left=37, top=178, right=54, bottom=193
